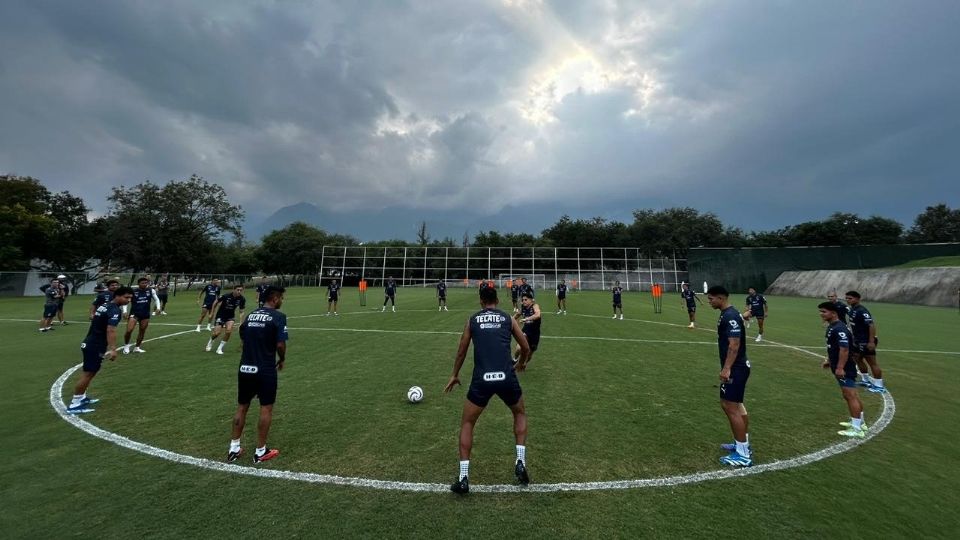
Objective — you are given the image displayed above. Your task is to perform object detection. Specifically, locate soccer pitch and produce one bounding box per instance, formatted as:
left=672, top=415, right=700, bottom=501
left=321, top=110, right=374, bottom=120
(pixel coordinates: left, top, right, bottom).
left=4, top=287, right=959, bottom=538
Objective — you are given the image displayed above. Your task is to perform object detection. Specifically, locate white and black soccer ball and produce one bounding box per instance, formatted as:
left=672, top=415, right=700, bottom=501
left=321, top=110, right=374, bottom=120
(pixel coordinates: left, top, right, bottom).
left=407, top=385, right=424, bottom=403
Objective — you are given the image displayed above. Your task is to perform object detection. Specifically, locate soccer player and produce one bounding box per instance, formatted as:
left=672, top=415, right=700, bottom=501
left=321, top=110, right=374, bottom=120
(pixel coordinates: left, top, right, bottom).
left=742, top=287, right=768, bottom=342
left=206, top=285, right=247, bottom=355
left=227, top=285, right=288, bottom=464
left=707, top=285, right=753, bottom=467
left=154, top=274, right=170, bottom=315
left=818, top=302, right=867, bottom=438
left=123, top=277, right=155, bottom=353
left=55, top=274, right=69, bottom=325
left=444, top=286, right=531, bottom=494
left=90, top=279, right=119, bottom=320
left=845, top=291, right=885, bottom=393
left=326, top=279, right=340, bottom=316
left=382, top=276, right=397, bottom=312
left=38, top=278, right=62, bottom=332
left=437, top=279, right=448, bottom=311
left=255, top=276, right=270, bottom=309
left=515, top=292, right=542, bottom=365
left=66, top=286, right=133, bottom=414
left=518, top=277, right=534, bottom=300
left=510, top=279, right=521, bottom=313
left=612, top=281, right=624, bottom=320
left=826, top=291, right=848, bottom=324
left=555, top=280, right=568, bottom=314
left=681, top=282, right=703, bottom=328
left=196, top=278, right=222, bottom=331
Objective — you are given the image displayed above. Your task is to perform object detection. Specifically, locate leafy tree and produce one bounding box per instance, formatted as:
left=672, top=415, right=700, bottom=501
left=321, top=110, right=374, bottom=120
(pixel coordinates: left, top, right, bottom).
left=626, top=207, right=733, bottom=255
left=906, top=204, right=960, bottom=243
left=101, top=175, right=244, bottom=272
left=773, top=212, right=903, bottom=246
left=256, top=222, right=332, bottom=275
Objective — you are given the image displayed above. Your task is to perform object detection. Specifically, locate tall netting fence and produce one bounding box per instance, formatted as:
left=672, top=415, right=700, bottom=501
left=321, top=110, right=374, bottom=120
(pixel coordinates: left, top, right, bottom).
left=318, top=246, right=689, bottom=292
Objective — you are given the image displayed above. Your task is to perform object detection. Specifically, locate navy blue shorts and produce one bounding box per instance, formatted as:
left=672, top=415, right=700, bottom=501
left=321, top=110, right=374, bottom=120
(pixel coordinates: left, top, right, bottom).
left=852, top=341, right=877, bottom=356
left=131, top=311, right=151, bottom=321
left=203, top=300, right=216, bottom=310
left=750, top=310, right=765, bottom=320
left=558, top=294, right=566, bottom=300
left=467, top=376, right=522, bottom=408
left=81, top=342, right=105, bottom=373
left=720, top=366, right=750, bottom=403
left=238, top=368, right=277, bottom=406
left=523, top=329, right=540, bottom=352
left=687, top=305, right=697, bottom=313
left=613, top=301, right=622, bottom=308
left=43, top=305, right=58, bottom=318
left=215, top=315, right=235, bottom=327
left=328, top=293, right=338, bottom=302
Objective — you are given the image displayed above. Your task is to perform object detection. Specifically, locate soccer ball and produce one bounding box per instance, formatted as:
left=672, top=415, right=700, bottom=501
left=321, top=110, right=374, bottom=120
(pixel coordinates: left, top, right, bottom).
left=407, top=386, right=424, bottom=403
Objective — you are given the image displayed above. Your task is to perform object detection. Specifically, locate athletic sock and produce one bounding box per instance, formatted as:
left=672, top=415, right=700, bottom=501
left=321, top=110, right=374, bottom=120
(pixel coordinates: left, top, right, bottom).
left=860, top=412, right=866, bottom=423
left=851, top=417, right=863, bottom=430
left=229, top=439, right=241, bottom=453
left=516, top=445, right=526, bottom=464
left=70, top=394, right=84, bottom=407
left=459, top=460, right=470, bottom=481
left=217, top=342, right=225, bottom=352
left=206, top=339, right=213, bottom=347
left=735, top=440, right=750, bottom=457
left=256, top=446, right=266, bottom=457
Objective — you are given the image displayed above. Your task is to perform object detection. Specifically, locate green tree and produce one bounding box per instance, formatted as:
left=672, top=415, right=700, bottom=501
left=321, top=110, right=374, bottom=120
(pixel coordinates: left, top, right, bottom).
left=626, top=207, right=734, bottom=255
left=101, top=175, right=244, bottom=272
left=256, top=222, right=331, bottom=275
left=906, top=204, right=960, bottom=243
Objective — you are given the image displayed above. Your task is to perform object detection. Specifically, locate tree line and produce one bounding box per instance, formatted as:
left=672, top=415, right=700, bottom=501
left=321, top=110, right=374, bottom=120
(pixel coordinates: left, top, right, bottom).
left=2, top=174, right=958, bottom=274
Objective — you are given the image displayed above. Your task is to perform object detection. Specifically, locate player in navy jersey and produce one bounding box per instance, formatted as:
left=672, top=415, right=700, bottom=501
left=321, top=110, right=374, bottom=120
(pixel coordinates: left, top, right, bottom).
left=54, top=274, right=69, bottom=325
left=518, top=277, right=534, bottom=300
left=818, top=302, right=867, bottom=438
left=845, top=291, right=885, bottom=393
left=154, top=274, right=170, bottom=315
left=66, top=286, right=133, bottom=414
left=326, top=279, right=340, bottom=316
left=437, top=279, right=448, bottom=311
left=826, top=291, right=848, bottom=324
left=123, top=277, right=157, bottom=353
left=708, top=285, right=753, bottom=467
left=555, top=280, right=568, bottom=314
left=515, top=292, right=542, bottom=365
left=227, top=286, right=288, bottom=464
left=444, top=286, right=532, bottom=494
left=89, top=279, right=119, bottom=320
left=195, top=279, right=222, bottom=331
left=510, top=280, right=521, bottom=312
left=38, top=278, right=62, bottom=332
left=680, top=282, right=703, bottom=328
left=612, top=281, right=624, bottom=320
left=255, top=276, right=270, bottom=308
left=206, top=285, right=247, bottom=355
left=742, top=287, right=768, bottom=342
left=382, top=276, right=397, bottom=312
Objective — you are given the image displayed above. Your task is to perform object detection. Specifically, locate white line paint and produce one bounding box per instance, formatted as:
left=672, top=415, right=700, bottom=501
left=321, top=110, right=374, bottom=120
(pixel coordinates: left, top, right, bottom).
left=49, top=327, right=896, bottom=493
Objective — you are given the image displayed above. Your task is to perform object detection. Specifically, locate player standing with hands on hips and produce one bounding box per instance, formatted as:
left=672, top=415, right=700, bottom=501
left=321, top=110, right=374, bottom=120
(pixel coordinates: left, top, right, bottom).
left=444, top=286, right=532, bottom=494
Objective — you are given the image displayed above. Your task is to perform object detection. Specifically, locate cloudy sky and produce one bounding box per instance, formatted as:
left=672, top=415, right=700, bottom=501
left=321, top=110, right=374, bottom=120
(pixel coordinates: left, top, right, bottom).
left=2, top=0, right=958, bottom=238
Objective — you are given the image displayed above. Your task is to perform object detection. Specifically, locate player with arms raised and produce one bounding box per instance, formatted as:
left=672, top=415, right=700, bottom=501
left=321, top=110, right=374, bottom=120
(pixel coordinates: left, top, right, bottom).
left=612, top=281, right=624, bottom=320
left=444, top=286, right=531, bottom=494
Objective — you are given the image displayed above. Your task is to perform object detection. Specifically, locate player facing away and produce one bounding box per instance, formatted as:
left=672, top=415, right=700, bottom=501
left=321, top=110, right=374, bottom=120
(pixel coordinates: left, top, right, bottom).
left=256, top=276, right=270, bottom=309
left=89, top=280, right=119, bottom=320
left=66, top=286, right=133, bottom=414
left=154, top=274, right=170, bottom=315
left=681, top=282, right=703, bottom=328
left=54, top=275, right=69, bottom=325
left=196, top=279, right=222, bottom=331
left=707, top=285, right=753, bottom=467
left=826, top=291, right=848, bottom=324
left=515, top=292, right=542, bottom=365
left=39, top=278, right=62, bottom=332
left=742, top=287, right=768, bottom=342
left=444, top=286, right=532, bottom=494
left=382, top=276, right=397, bottom=312
left=207, top=285, right=247, bottom=354
left=818, top=302, right=868, bottom=438
left=845, top=291, right=885, bottom=393
left=326, top=279, right=340, bottom=316
left=612, top=281, right=624, bottom=320
left=437, top=279, right=448, bottom=311
left=556, top=280, right=568, bottom=314
left=510, top=279, right=521, bottom=313
left=123, top=277, right=157, bottom=353
left=228, top=286, right=288, bottom=464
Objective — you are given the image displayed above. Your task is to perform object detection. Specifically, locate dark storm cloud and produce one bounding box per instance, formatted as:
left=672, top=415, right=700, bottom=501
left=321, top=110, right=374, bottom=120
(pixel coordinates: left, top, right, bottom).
left=1, top=0, right=958, bottom=234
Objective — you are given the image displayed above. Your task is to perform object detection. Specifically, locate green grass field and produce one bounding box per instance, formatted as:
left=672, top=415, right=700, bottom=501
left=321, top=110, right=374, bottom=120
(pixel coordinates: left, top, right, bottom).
left=3, top=286, right=959, bottom=538
left=896, top=255, right=960, bottom=268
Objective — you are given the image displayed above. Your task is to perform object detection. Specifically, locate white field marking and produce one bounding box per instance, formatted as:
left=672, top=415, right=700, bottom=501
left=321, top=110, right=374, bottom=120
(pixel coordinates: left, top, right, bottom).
left=50, top=327, right=895, bottom=493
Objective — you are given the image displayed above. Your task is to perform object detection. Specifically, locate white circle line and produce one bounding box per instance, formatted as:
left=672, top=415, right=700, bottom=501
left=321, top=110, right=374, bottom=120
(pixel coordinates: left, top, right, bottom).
left=50, top=327, right=895, bottom=493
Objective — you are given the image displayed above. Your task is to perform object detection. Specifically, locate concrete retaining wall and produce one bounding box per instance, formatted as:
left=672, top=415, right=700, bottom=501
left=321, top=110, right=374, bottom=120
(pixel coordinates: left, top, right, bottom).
left=766, top=267, right=960, bottom=307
